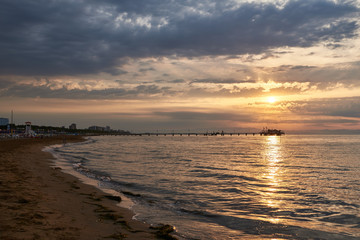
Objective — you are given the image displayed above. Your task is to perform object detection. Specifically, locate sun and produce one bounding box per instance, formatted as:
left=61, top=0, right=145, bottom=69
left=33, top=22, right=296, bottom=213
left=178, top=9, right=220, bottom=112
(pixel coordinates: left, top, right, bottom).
left=267, top=96, right=277, bottom=104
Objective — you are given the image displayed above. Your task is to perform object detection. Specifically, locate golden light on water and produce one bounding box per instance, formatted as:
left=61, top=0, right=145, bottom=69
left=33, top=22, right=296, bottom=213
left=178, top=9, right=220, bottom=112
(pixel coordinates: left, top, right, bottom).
left=261, top=136, right=284, bottom=220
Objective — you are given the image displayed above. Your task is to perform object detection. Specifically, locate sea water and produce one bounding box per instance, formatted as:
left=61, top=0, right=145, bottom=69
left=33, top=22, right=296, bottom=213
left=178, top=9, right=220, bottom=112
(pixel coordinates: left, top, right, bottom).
left=48, top=135, right=360, bottom=239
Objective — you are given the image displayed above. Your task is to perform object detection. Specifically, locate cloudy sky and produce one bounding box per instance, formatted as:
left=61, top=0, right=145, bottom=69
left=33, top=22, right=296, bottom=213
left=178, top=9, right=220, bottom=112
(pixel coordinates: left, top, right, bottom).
left=1, top=0, right=360, bottom=132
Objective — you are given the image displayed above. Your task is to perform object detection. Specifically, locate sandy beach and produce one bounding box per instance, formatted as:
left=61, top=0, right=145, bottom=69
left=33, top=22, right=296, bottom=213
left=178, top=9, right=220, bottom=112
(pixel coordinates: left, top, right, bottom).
left=0, top=136, right=174, bottom=240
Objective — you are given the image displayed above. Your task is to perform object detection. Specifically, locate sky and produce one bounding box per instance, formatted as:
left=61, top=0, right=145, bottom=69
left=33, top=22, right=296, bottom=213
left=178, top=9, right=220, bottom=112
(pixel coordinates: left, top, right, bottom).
left=1, top=0, right=360, bottom=133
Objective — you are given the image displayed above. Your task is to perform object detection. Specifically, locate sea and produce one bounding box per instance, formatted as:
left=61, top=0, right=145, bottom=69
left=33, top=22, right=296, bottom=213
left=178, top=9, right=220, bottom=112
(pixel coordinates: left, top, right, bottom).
left=46, top=134, right=360, bottom=239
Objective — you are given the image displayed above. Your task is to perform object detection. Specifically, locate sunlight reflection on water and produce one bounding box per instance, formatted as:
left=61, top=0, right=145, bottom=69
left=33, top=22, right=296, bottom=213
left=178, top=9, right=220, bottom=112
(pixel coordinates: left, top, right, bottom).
left=53, top=135, right=360, bottom=239
left=261, top=136, right=284, bottom=222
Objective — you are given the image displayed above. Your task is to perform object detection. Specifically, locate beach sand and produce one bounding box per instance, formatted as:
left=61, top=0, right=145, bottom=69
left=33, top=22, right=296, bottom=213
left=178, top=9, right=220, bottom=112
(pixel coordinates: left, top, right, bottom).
left=0, top=136, right=174, bottom=240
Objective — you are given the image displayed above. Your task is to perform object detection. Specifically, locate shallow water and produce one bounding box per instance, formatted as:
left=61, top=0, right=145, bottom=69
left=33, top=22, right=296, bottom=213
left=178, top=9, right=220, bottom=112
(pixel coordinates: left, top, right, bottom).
left=50, top=135, right=360, bottom=239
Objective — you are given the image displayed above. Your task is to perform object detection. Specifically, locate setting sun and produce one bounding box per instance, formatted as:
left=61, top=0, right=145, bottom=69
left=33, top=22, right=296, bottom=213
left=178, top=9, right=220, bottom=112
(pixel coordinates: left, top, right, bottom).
left=267, top=96, right=277, bottom=104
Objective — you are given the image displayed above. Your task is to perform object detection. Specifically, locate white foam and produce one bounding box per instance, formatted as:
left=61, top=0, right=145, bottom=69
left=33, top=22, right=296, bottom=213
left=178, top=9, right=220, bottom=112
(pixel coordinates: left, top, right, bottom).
left=43, top=143, right=135, bottom=210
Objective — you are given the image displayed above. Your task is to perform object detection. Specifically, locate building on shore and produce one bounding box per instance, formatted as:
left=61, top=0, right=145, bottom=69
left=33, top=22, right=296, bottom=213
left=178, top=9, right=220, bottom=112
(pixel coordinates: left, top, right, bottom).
left=88, top=126, right=105, bottom=131
left=69, top=123, right=77, bottom=130
left=88, top=125, right=112, bottom=132
left=0, top=118, right=9, bottom=126
left=24, top=121, right=36, bottom=137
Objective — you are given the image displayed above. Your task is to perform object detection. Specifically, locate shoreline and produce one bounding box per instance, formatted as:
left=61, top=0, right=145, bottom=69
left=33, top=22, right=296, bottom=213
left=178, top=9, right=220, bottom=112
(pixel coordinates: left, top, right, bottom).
left=0, top=136, right=175, bottom=240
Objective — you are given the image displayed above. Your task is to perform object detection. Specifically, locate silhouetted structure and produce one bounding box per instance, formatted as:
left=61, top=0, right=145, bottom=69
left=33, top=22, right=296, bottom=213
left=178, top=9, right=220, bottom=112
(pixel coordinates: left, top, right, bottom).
left=259, top=127, right=285, bottom=136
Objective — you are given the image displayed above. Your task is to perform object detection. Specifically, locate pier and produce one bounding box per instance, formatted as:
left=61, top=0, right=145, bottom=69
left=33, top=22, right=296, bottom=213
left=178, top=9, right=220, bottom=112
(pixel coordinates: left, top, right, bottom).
left=116, top=128, right=285, bottom=137
left=121, top=132, right=275, bottom=137
left=105, top=128, right=285, bottom=137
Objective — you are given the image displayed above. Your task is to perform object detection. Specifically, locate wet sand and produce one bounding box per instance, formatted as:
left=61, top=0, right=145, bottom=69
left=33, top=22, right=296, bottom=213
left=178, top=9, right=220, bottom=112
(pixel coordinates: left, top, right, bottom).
left=0, top=136, right=174, bottom=240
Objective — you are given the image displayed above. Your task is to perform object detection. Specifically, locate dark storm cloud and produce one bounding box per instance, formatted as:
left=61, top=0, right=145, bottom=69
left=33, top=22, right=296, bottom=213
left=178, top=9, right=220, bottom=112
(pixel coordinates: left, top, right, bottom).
left=0, top=0, right=358, bottom=76
left=0, top=83, right=174, bottom=99
left=139, top=67, right=156, bottom=73
left=169, top=79, right=185, bottom=84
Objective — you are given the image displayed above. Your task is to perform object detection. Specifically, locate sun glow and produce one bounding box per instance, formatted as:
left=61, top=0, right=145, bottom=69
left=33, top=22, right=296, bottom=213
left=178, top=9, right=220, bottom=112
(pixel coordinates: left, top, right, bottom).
left=267, top=96, right=277, bottom=104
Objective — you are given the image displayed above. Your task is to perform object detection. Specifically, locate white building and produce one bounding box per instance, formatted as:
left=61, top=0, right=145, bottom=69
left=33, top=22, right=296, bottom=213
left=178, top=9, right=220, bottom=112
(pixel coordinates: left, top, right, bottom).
left=88, top=126, right=105, bottom=131
left=24, top=122, right=36, bottom=137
